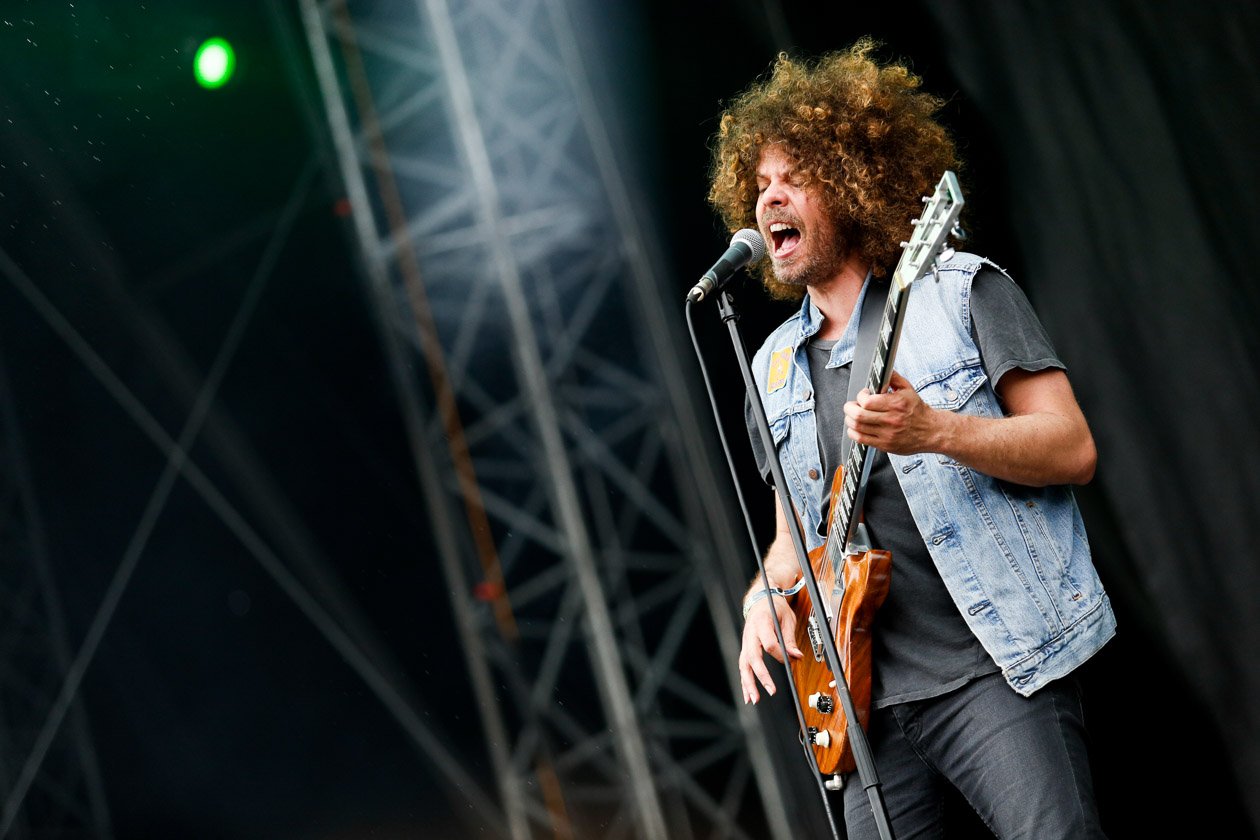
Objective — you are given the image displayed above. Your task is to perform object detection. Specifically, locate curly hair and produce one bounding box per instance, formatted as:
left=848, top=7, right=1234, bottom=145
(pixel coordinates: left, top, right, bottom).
left=707, top=40, right=960, bottom=300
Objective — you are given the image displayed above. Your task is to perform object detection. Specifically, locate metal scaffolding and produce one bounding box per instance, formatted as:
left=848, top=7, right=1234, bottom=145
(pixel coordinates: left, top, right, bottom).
left=0, top=352, right=112, bottom=840
left=298, top=0, right=795, bottom=836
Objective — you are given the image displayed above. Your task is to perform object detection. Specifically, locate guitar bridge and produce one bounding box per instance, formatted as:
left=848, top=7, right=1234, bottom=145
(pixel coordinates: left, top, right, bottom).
left=807, top=615, right=825, bottom=662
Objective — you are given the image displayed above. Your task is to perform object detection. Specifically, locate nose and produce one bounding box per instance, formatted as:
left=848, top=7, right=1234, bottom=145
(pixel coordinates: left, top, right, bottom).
left=759, top=177, right=788, bottom=210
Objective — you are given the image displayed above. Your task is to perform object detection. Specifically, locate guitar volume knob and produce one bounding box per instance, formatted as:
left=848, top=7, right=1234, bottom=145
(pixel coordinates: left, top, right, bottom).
left=805, top=726, right=831, bottom=748
left=808, top=692, right=836, bottom=714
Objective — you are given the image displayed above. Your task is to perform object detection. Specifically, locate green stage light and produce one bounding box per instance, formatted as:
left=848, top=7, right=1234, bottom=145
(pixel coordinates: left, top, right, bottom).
left=194, top=38, right=236, bottom=89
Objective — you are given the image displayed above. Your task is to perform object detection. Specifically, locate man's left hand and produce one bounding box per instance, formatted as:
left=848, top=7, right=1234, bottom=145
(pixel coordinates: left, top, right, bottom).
left=843, top=369, right=939, bottom=455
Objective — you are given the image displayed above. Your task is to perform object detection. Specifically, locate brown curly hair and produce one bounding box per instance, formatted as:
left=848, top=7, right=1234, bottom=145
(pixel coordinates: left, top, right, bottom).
left=707, top=40, right=960, bottom=300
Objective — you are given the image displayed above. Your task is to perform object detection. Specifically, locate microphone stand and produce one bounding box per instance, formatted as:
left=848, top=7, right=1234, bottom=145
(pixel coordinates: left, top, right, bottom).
left=709, top=288, right=894, bottom=839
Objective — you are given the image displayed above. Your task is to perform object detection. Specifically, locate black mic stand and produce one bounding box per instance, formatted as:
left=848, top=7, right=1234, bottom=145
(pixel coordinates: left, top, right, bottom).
left=707, top=287, right=895, bottom=840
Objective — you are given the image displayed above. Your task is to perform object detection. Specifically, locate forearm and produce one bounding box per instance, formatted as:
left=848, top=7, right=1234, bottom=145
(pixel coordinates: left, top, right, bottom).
left=848, top=368, right=1097, bottom=487
left=931, top=407, right=1096, bottom=486
left=746, top=535, right=801, bottom=597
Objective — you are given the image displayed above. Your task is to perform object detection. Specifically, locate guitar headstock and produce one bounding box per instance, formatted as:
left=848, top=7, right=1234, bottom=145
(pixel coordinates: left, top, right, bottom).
left=891, top=171, right=965, bottom=292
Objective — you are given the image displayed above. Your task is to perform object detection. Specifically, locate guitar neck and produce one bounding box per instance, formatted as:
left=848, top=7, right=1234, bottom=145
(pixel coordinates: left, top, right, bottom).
left=829, top=272, right=913, bottom=558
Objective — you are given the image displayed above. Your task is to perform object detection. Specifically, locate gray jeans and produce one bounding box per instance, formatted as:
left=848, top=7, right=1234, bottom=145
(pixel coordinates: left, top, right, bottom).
left=841, top=672, right=1106, bottom=839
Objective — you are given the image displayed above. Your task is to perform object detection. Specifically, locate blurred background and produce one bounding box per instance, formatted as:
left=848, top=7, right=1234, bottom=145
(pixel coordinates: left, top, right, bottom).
left=1, top=1, right=1258, bottom=837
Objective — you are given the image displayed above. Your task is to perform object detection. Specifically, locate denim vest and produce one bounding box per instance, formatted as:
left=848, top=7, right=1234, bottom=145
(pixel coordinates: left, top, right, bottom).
left=749, top=252, right=1116, bottom=696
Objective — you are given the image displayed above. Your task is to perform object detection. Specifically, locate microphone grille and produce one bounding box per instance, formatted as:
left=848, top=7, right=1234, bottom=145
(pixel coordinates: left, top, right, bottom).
left=732, top=228, right=766, bottom=261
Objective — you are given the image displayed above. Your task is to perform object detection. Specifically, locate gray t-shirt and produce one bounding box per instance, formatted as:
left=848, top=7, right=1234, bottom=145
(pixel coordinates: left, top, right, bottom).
left=746, top=268, right=1064, bottom=707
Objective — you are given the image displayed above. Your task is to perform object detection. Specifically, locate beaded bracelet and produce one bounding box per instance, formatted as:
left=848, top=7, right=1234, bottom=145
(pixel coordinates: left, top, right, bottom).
left=741, top=578, right=805, bottom=620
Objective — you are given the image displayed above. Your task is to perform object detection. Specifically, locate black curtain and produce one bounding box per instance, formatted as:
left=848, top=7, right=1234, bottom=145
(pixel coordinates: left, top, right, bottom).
left=658, top=0, right=1260, bottom=834
left=925, top=2, right=1260, bottom=831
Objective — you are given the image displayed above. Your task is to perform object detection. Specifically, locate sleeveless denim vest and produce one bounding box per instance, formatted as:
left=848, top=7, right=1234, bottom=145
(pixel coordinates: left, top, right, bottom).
left=749, top=252, right=1116, bottom=696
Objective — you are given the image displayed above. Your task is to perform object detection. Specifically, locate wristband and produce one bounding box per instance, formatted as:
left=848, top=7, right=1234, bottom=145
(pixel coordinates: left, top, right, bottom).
left=741, top=577, right=805, bottom=621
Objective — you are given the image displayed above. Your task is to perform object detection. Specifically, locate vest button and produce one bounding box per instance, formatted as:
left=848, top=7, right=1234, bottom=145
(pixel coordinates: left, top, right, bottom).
left=808, top=468, right=820, bottom=480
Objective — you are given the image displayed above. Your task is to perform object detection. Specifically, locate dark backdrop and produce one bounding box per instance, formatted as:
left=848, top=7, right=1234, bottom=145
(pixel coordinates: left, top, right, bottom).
left=0, top=1, right=1256, bottom=837
left=658, top=2, right=1260, bottom=834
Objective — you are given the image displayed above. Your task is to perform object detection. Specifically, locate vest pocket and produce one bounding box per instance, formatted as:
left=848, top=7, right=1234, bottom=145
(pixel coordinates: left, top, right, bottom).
left=915, top=362, right=987, bottom=411
left=1024, top=497, right=1084, bottom=596
left=769, top=414, right=790, bottom=446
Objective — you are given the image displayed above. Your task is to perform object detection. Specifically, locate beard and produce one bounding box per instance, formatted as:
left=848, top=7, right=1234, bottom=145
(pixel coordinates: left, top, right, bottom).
left=770, top=225, right=848, bottom=289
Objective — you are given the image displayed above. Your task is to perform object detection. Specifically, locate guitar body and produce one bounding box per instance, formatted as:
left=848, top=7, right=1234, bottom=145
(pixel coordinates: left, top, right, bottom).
left=789, top=466, right=892, bottom=775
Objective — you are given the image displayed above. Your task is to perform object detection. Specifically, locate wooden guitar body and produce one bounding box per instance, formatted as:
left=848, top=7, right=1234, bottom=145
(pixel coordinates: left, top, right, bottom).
left=789, top=466, right=892, bottom=775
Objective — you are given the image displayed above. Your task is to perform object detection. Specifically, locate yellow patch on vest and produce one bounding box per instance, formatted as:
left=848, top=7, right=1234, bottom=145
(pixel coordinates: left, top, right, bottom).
left=767, top=347, right=791, bottom=393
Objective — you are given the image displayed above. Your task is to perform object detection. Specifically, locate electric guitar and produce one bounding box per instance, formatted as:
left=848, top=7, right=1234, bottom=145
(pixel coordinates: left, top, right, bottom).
left=788, top=171, right=965, bottom=780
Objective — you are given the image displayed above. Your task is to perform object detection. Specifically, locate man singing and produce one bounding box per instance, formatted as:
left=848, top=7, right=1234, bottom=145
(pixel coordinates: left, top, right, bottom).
left=708, top=41, right=1114, bottom=838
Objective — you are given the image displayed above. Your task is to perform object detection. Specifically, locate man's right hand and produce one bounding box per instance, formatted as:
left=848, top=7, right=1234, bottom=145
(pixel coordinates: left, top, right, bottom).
left=738, top=593, right=804, bottom=704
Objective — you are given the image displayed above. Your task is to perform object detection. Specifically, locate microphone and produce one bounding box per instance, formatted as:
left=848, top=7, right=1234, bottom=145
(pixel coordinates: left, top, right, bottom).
left=686, top=228, right=766, bottom=302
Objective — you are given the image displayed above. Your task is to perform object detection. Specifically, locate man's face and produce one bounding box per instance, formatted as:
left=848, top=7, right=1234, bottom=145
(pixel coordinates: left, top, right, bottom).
left=755, top=145, right=845, bottom=290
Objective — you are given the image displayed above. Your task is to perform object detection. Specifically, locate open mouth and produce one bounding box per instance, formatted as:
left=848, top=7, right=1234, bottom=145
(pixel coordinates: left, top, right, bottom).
left=769, top=222, right=801, bottom=258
